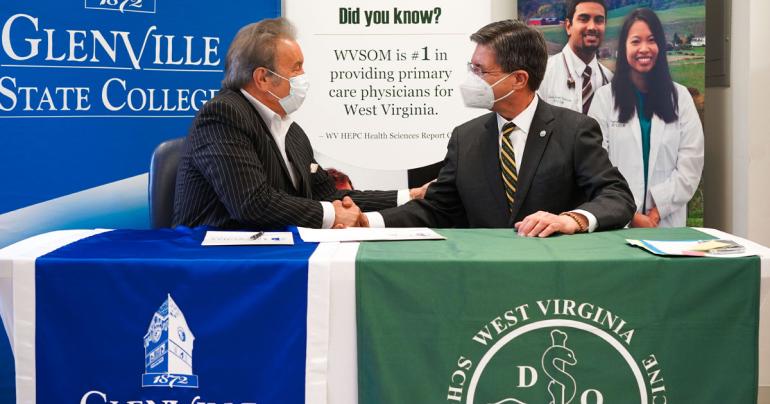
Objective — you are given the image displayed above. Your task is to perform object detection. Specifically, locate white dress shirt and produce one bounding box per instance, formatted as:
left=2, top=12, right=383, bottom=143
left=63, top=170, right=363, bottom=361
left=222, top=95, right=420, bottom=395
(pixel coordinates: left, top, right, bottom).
left=496, top=93, right=538, bottom=173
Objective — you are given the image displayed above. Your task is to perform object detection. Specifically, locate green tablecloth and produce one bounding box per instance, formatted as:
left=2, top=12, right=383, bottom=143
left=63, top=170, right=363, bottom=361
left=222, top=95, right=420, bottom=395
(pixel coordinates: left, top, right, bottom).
left=357, top=228, right=760, bottom=403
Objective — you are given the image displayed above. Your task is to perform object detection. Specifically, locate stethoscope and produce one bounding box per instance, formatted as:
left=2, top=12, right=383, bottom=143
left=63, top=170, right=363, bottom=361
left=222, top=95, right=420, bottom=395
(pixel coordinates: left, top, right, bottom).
left=563, top=52, right=609, bottom=89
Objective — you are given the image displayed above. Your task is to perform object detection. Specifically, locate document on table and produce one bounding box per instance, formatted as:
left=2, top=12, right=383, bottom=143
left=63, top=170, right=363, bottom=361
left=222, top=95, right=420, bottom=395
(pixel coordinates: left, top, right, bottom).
left=627, top=238, right=756, bottom=257
left=202, top=231, right=294, bottom=246
left=297, top=227, right=445, bottom=242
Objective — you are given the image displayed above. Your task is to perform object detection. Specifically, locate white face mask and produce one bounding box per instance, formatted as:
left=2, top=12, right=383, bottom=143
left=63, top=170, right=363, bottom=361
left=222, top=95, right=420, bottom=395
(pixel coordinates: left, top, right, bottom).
left=266, top=69, right=310, bottom=115
left=459, top=72, right=515, bottom=109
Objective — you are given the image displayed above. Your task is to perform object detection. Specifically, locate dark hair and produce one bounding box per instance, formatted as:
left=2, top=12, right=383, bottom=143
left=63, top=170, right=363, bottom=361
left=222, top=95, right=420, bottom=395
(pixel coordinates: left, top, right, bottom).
left=567, top=0, right=607, bottom=22
left=222, top=18, right=296, bottom=90
left=470, top=20, right=548, bottom=91
left=612, top=8, right=678, bottom=123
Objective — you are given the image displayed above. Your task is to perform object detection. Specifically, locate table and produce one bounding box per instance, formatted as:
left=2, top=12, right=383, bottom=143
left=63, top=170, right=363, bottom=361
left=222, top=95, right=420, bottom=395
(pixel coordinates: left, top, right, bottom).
left=1, top=227, right=769, bottom=403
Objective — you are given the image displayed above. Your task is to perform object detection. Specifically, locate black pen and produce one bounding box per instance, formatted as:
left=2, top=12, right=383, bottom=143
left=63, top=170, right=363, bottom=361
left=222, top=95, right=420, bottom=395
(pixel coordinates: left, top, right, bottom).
left=250, top=231, right=264, bottom=240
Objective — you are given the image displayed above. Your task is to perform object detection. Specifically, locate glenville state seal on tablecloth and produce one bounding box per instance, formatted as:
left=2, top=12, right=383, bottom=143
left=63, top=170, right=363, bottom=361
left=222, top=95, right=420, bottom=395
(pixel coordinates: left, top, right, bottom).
left=142, top=294, right=199, bottom=388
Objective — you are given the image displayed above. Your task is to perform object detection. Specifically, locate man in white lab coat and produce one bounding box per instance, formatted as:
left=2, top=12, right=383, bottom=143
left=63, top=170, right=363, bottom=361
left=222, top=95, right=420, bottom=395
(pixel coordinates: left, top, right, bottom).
left=538, top=0, right=613, bottom=114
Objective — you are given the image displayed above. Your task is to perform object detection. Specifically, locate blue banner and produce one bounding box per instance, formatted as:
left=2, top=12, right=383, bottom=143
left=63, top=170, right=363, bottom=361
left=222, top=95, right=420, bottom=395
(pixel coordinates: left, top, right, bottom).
left=0, top=0, right=280, bottom=246
left=35, top=227, right=314, bottom=403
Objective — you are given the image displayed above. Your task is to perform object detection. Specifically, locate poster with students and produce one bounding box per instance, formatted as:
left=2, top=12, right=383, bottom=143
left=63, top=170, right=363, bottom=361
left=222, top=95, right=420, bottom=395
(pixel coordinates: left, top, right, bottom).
left=522, top=0, right=705, bottom=228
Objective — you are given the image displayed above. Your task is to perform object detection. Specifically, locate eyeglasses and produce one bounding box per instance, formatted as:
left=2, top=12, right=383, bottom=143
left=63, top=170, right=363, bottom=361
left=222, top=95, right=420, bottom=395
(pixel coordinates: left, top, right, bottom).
left=467, top=62, right=503, bottom=77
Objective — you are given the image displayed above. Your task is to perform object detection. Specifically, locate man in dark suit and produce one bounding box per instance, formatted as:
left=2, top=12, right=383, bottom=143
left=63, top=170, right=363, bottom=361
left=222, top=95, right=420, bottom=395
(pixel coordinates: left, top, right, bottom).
left=369, top=20, right=635, bottom=237
left=173, top=18, right=420, bottom=229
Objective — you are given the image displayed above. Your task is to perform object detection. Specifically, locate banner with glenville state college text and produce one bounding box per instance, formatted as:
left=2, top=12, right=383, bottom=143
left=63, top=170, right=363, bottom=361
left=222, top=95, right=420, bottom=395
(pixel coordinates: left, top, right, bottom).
left=0, top=0, right=279, bottom=248
left=356, top=228, right=760, bottom=403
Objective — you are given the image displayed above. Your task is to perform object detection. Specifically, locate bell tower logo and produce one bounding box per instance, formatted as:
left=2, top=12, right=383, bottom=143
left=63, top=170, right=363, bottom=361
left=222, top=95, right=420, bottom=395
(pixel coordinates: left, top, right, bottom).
left=141, top=294, right=199, bottom=388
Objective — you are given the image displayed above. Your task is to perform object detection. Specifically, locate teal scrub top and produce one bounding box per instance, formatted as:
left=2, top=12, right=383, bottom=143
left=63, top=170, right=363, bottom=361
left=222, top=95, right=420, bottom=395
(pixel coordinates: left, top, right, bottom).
left=635, top=90, right=652, bottom=212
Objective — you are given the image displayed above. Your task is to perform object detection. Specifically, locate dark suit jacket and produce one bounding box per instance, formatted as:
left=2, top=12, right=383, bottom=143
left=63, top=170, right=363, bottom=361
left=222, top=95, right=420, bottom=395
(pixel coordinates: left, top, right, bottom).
left=172, top=88, right=397, bottom=229
left=380, top=99, right=635, bottom=229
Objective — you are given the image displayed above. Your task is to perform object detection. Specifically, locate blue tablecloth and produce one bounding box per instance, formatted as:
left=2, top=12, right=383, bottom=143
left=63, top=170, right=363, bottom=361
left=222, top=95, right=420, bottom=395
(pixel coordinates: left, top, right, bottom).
left=17, top=227, right=317, bottom=403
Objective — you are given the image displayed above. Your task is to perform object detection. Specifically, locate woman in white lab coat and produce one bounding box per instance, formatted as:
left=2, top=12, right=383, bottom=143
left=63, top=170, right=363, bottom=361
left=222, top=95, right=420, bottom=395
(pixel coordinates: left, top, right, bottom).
left=588, top=8, right=703, bottom=228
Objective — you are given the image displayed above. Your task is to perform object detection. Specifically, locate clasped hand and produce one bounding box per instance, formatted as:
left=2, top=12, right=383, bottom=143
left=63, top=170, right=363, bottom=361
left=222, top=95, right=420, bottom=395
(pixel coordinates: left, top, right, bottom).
left=630, top=207, right=660, bottom=228
left=332, top=196, right=369, bottom=228
left=409, top=180, right=434, bottom=200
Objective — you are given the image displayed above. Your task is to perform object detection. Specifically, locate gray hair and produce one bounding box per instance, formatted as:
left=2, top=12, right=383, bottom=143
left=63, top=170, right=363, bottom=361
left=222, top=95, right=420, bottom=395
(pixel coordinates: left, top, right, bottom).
left=222, top=17, right=297, bottom=90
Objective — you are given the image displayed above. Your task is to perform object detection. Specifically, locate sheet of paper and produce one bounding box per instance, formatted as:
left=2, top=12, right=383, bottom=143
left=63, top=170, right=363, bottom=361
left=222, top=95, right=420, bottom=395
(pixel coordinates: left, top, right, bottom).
left=626, top=239, right=756, bottom=258
left=687, top=240, right=731, bottom=252
left=297, top=227, right=445, bottom=243
left=202, top=231, right=294, bottom=246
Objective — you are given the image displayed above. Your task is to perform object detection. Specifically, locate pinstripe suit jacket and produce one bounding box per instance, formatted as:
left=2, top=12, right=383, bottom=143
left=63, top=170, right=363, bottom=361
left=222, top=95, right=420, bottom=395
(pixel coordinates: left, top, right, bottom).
left=172, top=88, right=397, bottom=229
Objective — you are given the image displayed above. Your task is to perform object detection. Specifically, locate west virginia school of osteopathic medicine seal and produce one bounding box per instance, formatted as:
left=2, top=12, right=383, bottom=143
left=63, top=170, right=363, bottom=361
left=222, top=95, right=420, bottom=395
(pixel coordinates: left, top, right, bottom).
left=446, top=298, right=669, bottom=404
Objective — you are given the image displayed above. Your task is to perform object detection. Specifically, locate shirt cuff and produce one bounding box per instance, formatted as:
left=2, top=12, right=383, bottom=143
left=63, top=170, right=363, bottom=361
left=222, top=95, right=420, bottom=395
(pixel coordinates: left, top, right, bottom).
left=320, top=201, right=335, bottom=229
left=365, top=212, right=386, bottom=228
left=396, top=189, right=410, bottom=206
left=572, top=209, right=597, bottom=233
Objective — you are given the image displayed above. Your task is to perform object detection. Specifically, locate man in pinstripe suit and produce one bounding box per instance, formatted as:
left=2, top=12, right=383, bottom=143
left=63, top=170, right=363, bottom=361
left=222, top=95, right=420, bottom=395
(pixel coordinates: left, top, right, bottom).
left=173, top=18, right=416, bottom=230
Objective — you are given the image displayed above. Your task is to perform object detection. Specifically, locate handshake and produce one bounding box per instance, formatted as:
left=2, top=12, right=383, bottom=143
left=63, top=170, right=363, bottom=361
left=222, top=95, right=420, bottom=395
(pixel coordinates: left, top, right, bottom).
left=331, top=181, right=432, bottom=229
left=332, top=196, right=370, bottom=228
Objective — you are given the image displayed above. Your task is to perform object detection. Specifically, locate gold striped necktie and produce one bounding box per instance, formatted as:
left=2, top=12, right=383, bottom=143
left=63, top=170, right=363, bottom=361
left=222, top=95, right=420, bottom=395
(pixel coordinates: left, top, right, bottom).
left=500, top=122, right=518, bottom=212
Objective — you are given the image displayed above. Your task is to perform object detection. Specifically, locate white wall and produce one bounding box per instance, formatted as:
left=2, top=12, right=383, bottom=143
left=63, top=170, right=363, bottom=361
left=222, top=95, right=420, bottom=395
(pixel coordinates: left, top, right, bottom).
left=705, top=0, right=770, bottom=245
left=744, top=0, right=770, bottom=245
left=491, top=0, right=517, bottom=18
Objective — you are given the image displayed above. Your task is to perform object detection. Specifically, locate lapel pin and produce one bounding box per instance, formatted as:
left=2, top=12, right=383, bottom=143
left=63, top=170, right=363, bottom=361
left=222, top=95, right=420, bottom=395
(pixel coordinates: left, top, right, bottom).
left=310, top=163, right=318, bottom=173
left=539, top=130, right=546, bottom=138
